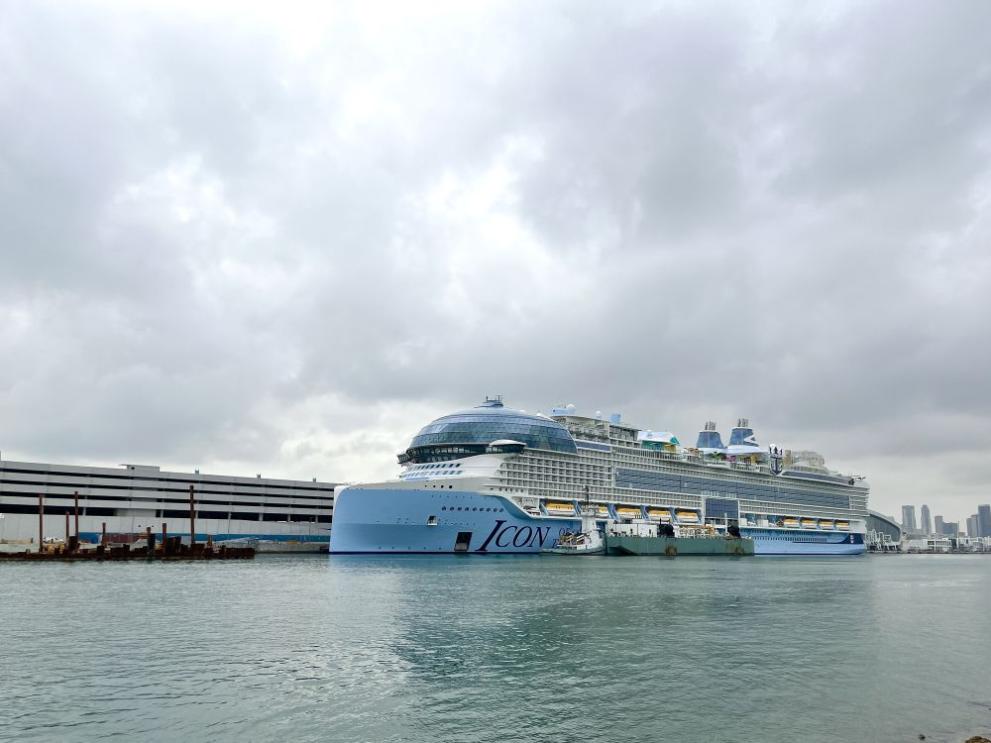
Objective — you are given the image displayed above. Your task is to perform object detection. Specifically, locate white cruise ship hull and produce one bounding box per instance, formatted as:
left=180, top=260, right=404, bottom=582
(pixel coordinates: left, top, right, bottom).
left=741, top=527, right=865, bottom=555
left=329, top=487, right=865, bottom=556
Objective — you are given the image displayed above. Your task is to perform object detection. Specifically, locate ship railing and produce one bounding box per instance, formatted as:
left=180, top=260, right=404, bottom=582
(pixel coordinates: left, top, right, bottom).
left=730, top=462, right=770, bottom=473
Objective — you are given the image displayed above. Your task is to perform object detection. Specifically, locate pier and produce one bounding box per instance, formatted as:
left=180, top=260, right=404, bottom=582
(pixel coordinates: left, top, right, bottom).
left=0, top=488, right=255, bottom=561
left=0, top=540, right=255, bottom=561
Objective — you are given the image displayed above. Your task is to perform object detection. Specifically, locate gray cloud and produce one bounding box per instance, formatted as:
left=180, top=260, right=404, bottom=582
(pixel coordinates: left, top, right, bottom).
left=1, top=0, right=990, bottom=522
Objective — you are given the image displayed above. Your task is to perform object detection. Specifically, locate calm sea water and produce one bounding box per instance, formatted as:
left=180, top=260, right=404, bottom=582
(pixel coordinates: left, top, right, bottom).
left=1, top=554, right=989, bottom=743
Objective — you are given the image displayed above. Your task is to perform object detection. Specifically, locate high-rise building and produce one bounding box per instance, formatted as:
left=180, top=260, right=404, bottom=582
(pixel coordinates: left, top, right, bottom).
left=902, top=505, right=917, bottom=531
left=920, top=504, right=932, bottom=535
left=967, top=515, right=979, bottom=538
left=934, top=515, right=945, bottom=535
left=978, top=504, right=991, bottom=538
left=942, top=521, right=959, bottom=536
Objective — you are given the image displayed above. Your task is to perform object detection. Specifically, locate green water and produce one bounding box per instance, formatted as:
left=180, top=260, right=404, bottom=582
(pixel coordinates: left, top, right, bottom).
left=1, top=554, right=989, bottom=742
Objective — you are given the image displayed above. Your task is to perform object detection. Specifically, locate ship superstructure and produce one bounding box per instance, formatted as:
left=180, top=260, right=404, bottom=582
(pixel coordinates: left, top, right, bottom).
left=330, top=398, right=868, bottom=555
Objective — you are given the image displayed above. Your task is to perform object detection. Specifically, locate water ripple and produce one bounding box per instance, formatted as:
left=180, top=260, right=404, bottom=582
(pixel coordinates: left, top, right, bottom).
left=1, top=556, right=989, bottom=742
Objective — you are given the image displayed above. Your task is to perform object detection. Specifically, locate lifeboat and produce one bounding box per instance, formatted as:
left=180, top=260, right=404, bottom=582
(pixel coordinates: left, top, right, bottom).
left=836, top=521, right=850, bottom=531
left=782, top=517, right=800, bottom=528
left=819, top=520, right=834, bottom=530
left=675, top=510, right=700, bottom=523
left=615, top=506, right=643, bottom=519
left=545, top=501, right=576, bottom=515
left=647, top=508, right=672, bottom=522
left=587, top=504, right=611, bottom=517
left=800, top=518, right=817, bottom=529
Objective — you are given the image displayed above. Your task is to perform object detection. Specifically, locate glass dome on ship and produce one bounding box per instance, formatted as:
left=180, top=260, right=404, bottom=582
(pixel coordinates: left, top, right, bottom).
left=398, top=396, right=578, bottom=464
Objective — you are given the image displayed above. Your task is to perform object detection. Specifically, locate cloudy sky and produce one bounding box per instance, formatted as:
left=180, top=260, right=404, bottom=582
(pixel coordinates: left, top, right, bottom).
left=2, top=0, right=990, bottom=523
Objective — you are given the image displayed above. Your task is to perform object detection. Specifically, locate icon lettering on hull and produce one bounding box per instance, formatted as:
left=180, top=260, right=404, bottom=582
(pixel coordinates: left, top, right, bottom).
left=476, top=520, right=555, bottom=552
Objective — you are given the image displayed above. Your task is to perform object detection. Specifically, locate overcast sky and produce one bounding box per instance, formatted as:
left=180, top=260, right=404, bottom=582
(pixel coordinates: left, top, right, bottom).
left=2, top=0, right=990, bottom=523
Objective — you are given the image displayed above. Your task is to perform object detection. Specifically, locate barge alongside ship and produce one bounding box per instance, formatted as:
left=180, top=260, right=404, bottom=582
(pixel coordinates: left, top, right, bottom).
left=602, top=522, right=753, bottom=556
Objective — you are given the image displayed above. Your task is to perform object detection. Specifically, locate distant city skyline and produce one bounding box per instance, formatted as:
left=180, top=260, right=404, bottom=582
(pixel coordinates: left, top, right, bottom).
left=900, top=502, right=989, bottom=536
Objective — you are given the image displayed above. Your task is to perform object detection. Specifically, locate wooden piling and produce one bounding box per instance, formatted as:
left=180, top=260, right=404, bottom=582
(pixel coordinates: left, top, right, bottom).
left=162, top=523, right=168, bottom=555
left=73, top=491, right=80, bottom=540
left=65, top=511, right=70, bottom=544
left=101, top=521, right=107, bottom=546
left=38, top=493, right=44, bottom=552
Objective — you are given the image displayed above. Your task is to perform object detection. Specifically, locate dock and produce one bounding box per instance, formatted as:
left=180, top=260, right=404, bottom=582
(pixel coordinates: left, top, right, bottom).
left=0, top=490, right=254, bottom=561
left=0, top=541, right=255, bottom=561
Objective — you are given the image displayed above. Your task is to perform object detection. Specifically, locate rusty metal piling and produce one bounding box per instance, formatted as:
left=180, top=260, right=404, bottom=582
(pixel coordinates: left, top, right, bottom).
left=188, top=484, right=196, bottom=552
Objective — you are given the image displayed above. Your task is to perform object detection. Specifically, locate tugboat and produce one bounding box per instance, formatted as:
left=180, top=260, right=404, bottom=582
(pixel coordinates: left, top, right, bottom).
left=543, top=513, right=604, bottom=555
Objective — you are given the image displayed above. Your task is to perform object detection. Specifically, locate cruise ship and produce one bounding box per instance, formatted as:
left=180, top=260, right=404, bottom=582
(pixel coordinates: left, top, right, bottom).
left=330, top=398, right=868, bottom=555
left=0, top=460, right=336, bottom=550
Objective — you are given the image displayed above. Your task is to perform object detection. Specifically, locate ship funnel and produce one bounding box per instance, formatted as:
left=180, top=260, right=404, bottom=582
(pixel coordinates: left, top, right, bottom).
left=727, top=418, right=764, bottom=459
left=729, top=419, right=757, bottom=447
left=696, top=422, right=726, bottom=452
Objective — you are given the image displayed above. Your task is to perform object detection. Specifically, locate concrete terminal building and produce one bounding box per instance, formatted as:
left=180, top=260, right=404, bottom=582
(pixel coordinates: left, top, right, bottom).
left=0, top=458, right=337, bottom=551
left=867, top=511, right=902, bottom=551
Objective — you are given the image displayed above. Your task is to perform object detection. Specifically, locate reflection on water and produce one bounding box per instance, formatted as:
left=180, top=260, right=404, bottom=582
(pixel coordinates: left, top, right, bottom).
left=1, top=555, right=989, bottom=742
